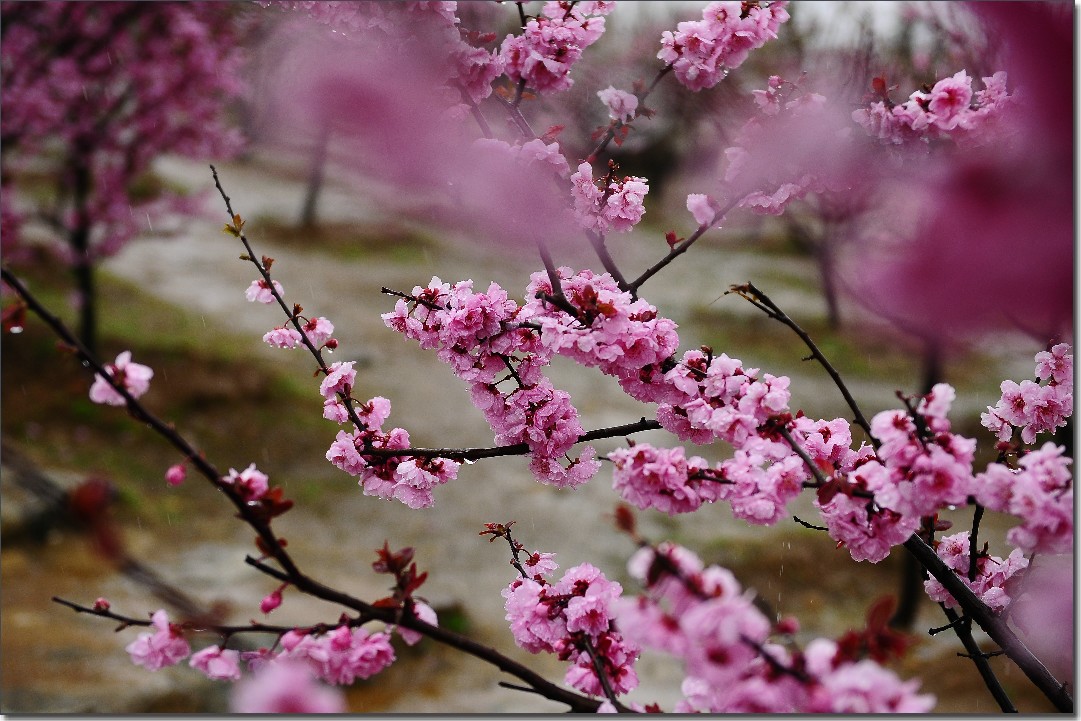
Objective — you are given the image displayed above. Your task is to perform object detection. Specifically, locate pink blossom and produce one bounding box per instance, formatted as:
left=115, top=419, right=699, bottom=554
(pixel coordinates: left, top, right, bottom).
left=262, top=326, right=303, bottom=349
left=319, top=361, right=357, bottom=400
left=189, top=645, right=242, bottom=681
left=659, top=2, right=790, bottom=91
left=302, top=316, right=335, bottom=347
left=926, top=70, right=974, bottom=131
left=125, top=609, right=191, bottom=671
left=597, top=86, right=638, bottom=123
left=975, top=443, right=1073, bottom=555
left=230, top=660, right=346, bottom=713
left=922, top=531, right=1029, bottom=612
left=569, top=163, right=649, bottom=233
left=89, top=351, right=153, bottom=406
left=686, top=193, right=716, bottom=226
left=222, top=463, right=270, bottom=502
left=164, top=463, right=186, bottom=487
left=609, top=443, right=719, bottom=516
left=244, top=279, right=283, bottom=304
left=281, top=625, right=396, bottom=685
left=500, top=3, right=607, bottom=95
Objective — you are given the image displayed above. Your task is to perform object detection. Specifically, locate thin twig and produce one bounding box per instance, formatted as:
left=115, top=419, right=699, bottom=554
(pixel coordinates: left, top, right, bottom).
left=728, top=282, right=877, bottom=446
left=938, top=605, right=1017, bottom=713
left=355, top=418, right=662, bottom=460
left=627, top=196, right=740, bottom=297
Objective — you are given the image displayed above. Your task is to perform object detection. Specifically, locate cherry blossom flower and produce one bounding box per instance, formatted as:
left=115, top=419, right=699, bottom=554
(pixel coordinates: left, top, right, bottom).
left=923, top=531, right=1029, bottom=612
left=189, top=645, right=242, bottom=681
left=125, top=609, right=190, bottom=671
left=262, top=326, right=303, bottom=349
left=222, top=463, right=270, bottom=502
left=89, top=351, right=153, bottom=406
left=597, top=86, right=638, bottom=123
left=244, top=279, right=283, bottom=304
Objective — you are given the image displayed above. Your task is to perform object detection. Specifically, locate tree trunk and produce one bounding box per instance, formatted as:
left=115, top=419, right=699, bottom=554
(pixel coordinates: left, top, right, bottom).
left=298, top=117, right=331, bottom=229
left=815, top=226, right=841, bottom=330
left=69, top=160, right=98, bottom=358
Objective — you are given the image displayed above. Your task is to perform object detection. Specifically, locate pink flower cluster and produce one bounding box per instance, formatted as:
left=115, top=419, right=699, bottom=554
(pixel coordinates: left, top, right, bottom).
left=245, top=278, right=283, bottom=304
left=502, top=560, right=639, bottom=697
left=615, top=543, right=934, bottom=712
left=922, top=531, right=1029, bottom=613
left=814, top=385, right=976, bottom=563
left=382, top=277, right=598, bottom=488
left=190, top=645, right=242, bottom=681
left=982, top=343, right=1072, bottom=444
left=656, top=349, right=793, bottom=446
left=126, top=609, right=191, bottom=671
left=609, top=443, right=720, bottom=516
left=853, top=71, right=1012, bottom=147
left=500, top=1, right=612, bottom=95
left=975, top=442, right=1074, bottom=555
left=524, top=268, right=678, bottom=388
left=320, top=359, right=460, bottom=508
left=276, top=625, right=396, bottom=685
left=658, top=1, right=790, bottom=92
left=569, top=163, right=649, bottom=234
left=866, top=384, right=976, bottom=519
left=472, top=137, right=571, bottom=179
left=89, top=351, right=154, bottom=406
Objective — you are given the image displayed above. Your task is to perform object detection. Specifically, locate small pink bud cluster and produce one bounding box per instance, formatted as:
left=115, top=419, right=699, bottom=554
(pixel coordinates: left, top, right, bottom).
left=982, top=343, right=1072, bottom=444
left=89, top=351, right=153, bottom=406
left=616, top=543, right=934, bottom=713
left=975, top=442, right=1073, bottom=555
left=502, top=560, right=639, bottom=697
left=499, top=1, right=612, bottom=95
left=853, top=71, right=1011, bottom=147
left=382, top=277, right=597, bottom=488
left=263, top=316, right=334, bottom=350
left=569, top=163, right=649, bottom=233
left=922, top=531, right=1029, bottom=613
left=658, top=1, right=790, bottom=92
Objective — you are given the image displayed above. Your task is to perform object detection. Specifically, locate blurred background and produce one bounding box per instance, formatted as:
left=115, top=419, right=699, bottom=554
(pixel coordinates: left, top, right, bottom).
left=1, top=1, right=1071, bottom=712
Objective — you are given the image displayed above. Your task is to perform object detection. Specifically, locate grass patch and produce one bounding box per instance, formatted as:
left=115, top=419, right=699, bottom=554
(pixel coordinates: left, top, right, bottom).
left=2, top=260, right=345, bottom=523
left=251, top=216, right=436, bottom=264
